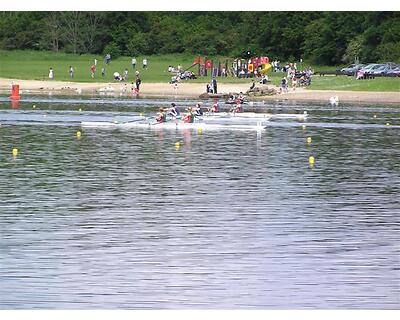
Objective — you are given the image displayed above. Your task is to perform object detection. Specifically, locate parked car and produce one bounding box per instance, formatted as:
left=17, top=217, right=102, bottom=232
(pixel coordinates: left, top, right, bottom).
left=369, top=64, right=392, bottom=76
left=341, top=64, right=364, bottom=76
left=386, top=67, right=400, bottom=77
left=359, top=63, right=379, bottom=73
left=367, top=64, right=386, bottom=73
left=356, top=64, right=378, bottom=79
left=385, top=62, right=399, bottom=68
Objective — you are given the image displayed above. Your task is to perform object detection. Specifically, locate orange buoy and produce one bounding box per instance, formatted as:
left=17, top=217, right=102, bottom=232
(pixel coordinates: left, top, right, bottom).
left=10, top=84, right=21, bottom=100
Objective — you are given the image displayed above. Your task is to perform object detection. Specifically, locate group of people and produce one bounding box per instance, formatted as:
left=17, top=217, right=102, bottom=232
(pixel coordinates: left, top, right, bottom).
left=154, top=98, right=245, bottom=124
left=279, top=66, right=314, bottom=93
left=227, top=92, right=246, bottom=104
left=56, top=55, right=148, bottom=82
left=130, top=57, right=148, bottom=69
left=155, top=103, right=203, bottom=124
left=168, top=64, right=197, bottom=84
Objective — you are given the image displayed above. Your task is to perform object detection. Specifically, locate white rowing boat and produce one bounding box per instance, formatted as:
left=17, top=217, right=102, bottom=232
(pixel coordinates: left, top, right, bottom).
left=201, top=111, right=308, bottom=120
left=81, top=120, right=266, bottom=131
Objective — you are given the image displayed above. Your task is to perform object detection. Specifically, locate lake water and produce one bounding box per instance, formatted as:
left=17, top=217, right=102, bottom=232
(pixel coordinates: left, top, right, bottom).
left=0, top=96, right=399, bottom=309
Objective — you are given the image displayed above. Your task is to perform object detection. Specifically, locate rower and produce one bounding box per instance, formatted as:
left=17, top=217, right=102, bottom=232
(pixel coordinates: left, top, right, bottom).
left=193, top=103, right=203, bottom=116
left=228, top=94, right=236, bottom=103
left=168, top=102, right=180, bottom=117
left=183, top=107, right=195, bottom=123
left=155, top=107, right=167, bottom=123
left=230, top=103, right=243, bottom=114
left=237, top=92, right=245, bottom=104
left=209, top=101, right=219, bottom=113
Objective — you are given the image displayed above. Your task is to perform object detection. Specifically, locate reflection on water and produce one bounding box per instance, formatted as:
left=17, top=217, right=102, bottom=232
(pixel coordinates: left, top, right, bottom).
left=0, top=98, right=399, bottom=309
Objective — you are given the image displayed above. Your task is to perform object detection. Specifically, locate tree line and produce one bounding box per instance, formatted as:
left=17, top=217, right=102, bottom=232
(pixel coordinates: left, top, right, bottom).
left=0, top=11, right=399, bottom=65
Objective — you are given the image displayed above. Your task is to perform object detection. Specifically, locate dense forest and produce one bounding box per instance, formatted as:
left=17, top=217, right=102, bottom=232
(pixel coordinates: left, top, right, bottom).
left=0, top=11, right=399, bottom=65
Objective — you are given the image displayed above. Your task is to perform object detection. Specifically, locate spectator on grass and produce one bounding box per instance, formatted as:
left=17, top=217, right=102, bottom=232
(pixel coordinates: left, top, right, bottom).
left=105, top=53, right=111, bottom=65
left=69, top=66, right=74, bottom=78
left=291, top=76, right=297, bottom=91
left=131, top=57, right=136, bottom=69
left=90, top=65, right=96, bottom=78
left=101, top=67, right=106, bottom=77
left=143, top=58, right=148, bottom=69
left=49, top=67, right=54, bottom=80
left=221, top=67, right=227, bottom=77
left=280, top=77, right=288, bottom=93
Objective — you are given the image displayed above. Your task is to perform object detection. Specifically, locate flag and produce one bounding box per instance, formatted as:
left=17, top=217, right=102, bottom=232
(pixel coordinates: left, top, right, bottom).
left=205, top=60, right=213, bottom=69
left=193, top=55, right=203, bottom=65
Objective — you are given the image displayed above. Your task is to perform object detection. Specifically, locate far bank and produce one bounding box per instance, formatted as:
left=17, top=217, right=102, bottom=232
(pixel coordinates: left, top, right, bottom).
left=0, top=78, right=399, bottom=106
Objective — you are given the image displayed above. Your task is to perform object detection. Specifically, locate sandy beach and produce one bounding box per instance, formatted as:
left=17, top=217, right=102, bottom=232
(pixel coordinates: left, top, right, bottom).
left=0, top=77, right=399, bottom=105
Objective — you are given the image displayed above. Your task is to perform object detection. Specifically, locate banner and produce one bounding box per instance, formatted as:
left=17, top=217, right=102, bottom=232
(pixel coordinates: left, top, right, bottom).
left=193, top=55, right=204, bottom=65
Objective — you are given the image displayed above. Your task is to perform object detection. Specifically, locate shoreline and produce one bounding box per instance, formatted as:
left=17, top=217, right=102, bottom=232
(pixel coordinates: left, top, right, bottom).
left=0, top=78, right=399, bottom=105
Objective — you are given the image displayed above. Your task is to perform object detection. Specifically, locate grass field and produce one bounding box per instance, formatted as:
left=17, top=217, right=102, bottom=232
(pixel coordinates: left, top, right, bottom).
left=0, top=50, right=399, bottom=92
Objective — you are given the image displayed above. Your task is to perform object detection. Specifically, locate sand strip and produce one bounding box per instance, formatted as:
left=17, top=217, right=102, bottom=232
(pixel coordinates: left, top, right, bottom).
left=1, top=78, right=399, bottom=105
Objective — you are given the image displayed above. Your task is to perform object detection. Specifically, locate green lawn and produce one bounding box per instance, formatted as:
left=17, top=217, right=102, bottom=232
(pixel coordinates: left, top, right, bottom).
left=0, top=50, right=399, bottom=92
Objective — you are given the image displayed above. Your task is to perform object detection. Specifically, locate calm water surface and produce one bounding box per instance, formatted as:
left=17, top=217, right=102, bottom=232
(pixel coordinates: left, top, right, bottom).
left=0, top=97, right=399, bottom=309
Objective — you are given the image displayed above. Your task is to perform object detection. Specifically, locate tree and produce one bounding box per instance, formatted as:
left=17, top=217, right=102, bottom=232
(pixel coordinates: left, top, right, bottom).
left=60, top=12, right=84, bottom=54
left=126, top=32, right=150, bottom=56
left=41, top=12, right=62, bottom=52
left=81, top=12, right=103, bottom=53
left=342, top=35, right=363, bottom=64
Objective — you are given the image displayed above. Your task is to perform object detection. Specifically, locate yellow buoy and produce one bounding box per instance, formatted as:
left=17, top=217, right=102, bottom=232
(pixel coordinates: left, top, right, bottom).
left=79, top=108, right=82, bottom=112
left=373, top=114, right=377, bottom=118
left=12, top=148, right=18, bottom=157
left=140, top=113, right=143, bottom=117
left=302, top=125, right=306, bottom=130
left=307, top=137, right=312, bottom=144
left=197, top=128, right=203, bottom=135
left=76, top=130, right=82, bottom=139
left=175, top=142, right=180, bottom=148
left=309, top=156, right=315, bottom=165
left=33, top=105, right=36, bottom=109
left=386, top=122, right=390, bottom=126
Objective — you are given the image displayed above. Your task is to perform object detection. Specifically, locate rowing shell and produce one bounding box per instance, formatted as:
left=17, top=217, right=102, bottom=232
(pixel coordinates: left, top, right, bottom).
left=81, top=120, right=266, bottom=131
left=202, top=111, right=308, bottom=120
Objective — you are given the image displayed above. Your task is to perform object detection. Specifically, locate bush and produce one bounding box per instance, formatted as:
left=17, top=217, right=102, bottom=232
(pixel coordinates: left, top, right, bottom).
left=126, top=33, right=150, bottom=56
left=103, top=42, right=121, bottom=59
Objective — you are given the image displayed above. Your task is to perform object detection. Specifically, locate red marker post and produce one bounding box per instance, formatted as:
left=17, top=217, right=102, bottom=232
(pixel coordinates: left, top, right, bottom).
left=10, top=84, right=21, bottom=100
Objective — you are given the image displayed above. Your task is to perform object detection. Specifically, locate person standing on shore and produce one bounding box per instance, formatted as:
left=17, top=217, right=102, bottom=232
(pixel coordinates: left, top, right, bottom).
left=291, top=76, right=297, bottom=91
left=134, top=71, right=141, bottom=94
left=101, top=67, right=106, bottom=77
left=90, top=65, right=96, bottom=78
left=49, top=67, right=54, bottom=80
left=280, top=76, right=288, bottom=93
left=69, top=66, right=74, bottom=78
left=212, top=77, right=217, bottom=94
left=131, top=57, right=136, bottom=69
left=143, top=58, right=148, bottom=69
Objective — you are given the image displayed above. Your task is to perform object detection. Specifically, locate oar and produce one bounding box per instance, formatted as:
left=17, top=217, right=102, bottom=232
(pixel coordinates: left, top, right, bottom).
left=124, top=116, right=150, bottom=124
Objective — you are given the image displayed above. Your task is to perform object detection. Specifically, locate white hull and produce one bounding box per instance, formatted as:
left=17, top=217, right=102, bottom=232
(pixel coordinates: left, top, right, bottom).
left=81, top=121, right=266, bottom=131
left=202, top=112, right=308, bottom=120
